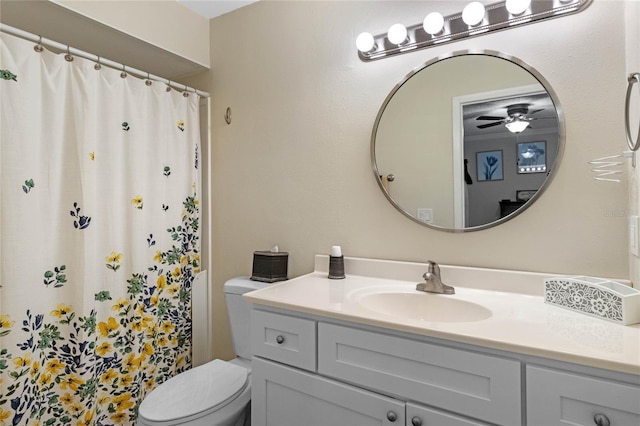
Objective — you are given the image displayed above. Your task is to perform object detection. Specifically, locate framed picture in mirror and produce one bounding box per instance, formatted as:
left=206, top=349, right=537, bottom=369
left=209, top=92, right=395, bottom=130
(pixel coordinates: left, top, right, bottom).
left=477, top=150, right=503, bottom=182
left=517, top=141, right=547, bottom=174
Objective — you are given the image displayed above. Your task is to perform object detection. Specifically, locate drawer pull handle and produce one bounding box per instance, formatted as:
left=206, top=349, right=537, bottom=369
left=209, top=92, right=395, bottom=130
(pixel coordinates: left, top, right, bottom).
left=411, top=416, right=423, bottom=426
left=594, top=414, right=610, bottom=426
left=275, top=335, right=285, bottom=344
left=386, top=411, right=397, bottom=422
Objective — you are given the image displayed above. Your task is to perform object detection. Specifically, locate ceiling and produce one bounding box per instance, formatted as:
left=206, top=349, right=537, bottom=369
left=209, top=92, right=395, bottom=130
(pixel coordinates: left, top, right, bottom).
left=177, top=0, right=259, bottom=19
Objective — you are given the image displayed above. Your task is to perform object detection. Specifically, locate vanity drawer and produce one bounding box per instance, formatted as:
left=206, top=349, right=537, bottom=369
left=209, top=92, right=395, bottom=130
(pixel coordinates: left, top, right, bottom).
left=407, top=402, right=491, bottom=426
left=318, top=323, right=521, bottom=426
left=526, top=365, right=640, bottom=426
left=251, top=310, right=317, bottom=372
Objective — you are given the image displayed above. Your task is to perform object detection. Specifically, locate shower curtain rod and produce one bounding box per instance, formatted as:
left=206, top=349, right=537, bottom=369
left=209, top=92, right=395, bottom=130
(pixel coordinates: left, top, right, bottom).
left=0, top=23, right=210, bottom=98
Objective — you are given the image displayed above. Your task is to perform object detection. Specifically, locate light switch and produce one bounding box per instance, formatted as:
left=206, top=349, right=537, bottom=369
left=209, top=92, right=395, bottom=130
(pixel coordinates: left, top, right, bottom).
left=630, top=215, right=639, bottom=257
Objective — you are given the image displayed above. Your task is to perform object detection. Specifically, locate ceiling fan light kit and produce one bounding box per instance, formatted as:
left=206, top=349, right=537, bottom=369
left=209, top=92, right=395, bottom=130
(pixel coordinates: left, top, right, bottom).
left=356, top=0, right=592, bottom=61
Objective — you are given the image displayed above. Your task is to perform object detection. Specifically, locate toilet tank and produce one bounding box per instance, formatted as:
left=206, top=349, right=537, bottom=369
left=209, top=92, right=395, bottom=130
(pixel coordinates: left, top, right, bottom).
left=224, top=277, right=271, bottom=360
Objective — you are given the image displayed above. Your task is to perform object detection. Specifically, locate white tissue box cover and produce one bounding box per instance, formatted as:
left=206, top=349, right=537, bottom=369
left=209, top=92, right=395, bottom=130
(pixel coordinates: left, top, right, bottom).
left=543, top=276, right=640, bottom=325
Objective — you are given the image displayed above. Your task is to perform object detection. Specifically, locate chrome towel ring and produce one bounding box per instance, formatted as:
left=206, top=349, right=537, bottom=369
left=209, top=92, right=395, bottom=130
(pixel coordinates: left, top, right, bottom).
left=625, top=72, right=640, bottom=152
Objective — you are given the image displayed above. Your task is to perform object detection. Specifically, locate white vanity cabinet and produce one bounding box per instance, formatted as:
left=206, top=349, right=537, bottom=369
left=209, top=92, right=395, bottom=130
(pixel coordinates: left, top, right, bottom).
left=250, top=309, right=640, bottom=426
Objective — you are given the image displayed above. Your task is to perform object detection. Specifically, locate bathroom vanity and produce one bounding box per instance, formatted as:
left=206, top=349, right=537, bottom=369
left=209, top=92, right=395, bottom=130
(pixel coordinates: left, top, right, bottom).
left=245, top=256, right=640, bottom=426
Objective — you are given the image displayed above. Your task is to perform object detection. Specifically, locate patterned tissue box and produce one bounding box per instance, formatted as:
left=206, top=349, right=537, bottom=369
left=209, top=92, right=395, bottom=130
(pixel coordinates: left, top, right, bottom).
left=543, top=276, right=640, bottom=325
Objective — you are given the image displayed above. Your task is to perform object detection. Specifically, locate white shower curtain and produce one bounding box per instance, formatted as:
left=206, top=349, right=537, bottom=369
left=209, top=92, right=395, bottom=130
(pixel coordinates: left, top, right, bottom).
left=0, top=32, right=201, bottom=425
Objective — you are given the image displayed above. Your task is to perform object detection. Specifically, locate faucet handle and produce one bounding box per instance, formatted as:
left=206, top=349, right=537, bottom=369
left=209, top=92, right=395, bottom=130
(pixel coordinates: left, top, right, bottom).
left=426, top=260, right=441, bottom=277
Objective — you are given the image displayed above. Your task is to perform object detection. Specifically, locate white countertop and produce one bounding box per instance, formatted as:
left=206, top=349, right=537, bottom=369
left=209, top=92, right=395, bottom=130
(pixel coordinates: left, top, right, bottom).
left=244, top=256, right=640, bottom=375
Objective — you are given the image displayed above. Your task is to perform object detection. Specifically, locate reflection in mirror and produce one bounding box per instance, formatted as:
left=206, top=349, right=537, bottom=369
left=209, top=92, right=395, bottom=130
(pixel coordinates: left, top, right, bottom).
left=372, top=51, right=563, bottom=232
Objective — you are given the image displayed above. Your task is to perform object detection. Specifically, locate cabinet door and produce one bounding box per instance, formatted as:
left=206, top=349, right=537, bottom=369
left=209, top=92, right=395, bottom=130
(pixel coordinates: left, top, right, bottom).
left=318, top=323, right=521, bottom=425
left=527, top=365, right=640, bottom=426
left=252, top=357, right=405, bottom=426
left=406, top=403, right=490, bottom=426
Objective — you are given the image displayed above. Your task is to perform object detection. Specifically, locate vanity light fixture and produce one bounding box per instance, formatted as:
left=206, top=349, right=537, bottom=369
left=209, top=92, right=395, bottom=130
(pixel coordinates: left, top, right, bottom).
left=356, top=0, right=592, bottom=61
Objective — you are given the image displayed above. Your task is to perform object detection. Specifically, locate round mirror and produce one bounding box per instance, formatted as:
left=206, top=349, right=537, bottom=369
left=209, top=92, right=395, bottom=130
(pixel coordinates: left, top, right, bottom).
left=372, top=50, right=564, bottom=232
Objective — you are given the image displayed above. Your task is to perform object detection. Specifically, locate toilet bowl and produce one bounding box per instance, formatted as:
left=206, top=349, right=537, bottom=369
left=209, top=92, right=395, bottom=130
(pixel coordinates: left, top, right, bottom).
left=137, top=277, right=269, bottom=426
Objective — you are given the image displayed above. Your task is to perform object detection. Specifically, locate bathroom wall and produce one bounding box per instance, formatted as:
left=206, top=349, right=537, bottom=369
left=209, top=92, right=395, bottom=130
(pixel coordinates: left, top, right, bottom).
left=182, top=0, right=633, bottom=360
left=52, top=0, right=210, bottom=69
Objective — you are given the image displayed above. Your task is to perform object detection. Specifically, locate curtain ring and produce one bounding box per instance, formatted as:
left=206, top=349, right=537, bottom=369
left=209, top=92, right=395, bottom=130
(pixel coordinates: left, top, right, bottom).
left=94, top=56, right=102, bottom=70
left=64, top=45, right=74, bottom=62
left=166, top=80, right=172, bottom=92
left=145, top=72, right=152, bottom=86
left=183, top=84, right=189, bottom=97
left=120, top=64, right=127, bottom=79
left=33, top=35, right=44, bottom=53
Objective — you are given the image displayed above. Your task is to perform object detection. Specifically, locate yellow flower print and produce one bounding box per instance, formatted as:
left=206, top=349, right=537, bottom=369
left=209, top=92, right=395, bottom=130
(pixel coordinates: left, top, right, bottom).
left=97, top=316, right=119, bottom=337
left=177, top=120, right=185, bottom=131
left=123, top=353, right=142, bottom=371
left=176, top=356, right=185, bottom=368
left=38, top=372, right=52, bottom=387
left=1, top=408, right=11, bottom=424
left=131, top=318, right=145, bottom=332
left=50, top=303, right=72, bottom=318
left=141, top=342, right=154, bottom=358
left=150, top=294, right=160, bottom=306
left=96, top=394, right=111, bottom=406
left=172, top=267, right=181, bottom=278
left=0, top=314, right=13, bottom=333
left=154, top=250, right=163, bottom=263
left=89, top=152, right=95, bottom=161
left=161, top=321, right=175, bottom=334
left=157, top=336, right=168, bottom=347
left=30, top=361, right=41, bottom=377
left=69, top=403, right=83, bottom=416
left=120, top=374, right=133, bottom=387
left=45, top=359, right=64, bottom=375
left=101, top=368, right=117, bottom=383
left=131, top=195, right=143, bottom=210
left=13, top=354, right=31, bottom=368
left=106, top=251, right=123, bottom=271
left=59, top=374, right=84, bottom=391
left=60, top=393, right=74, bottom=405
left=113, top=392, right=135, bottom=411
left=145, top=376, right=156, bottom=390
left=110, top=413, right=127, bottom=423
left=96, top=341, right=113, bottom=357
left=168, top=284, right=180, bottom=296
left=111, top=298, right=129, bottom=311
left=77, top=410, right=94, bottom=426
left=157, top=274, right=166, bottom=289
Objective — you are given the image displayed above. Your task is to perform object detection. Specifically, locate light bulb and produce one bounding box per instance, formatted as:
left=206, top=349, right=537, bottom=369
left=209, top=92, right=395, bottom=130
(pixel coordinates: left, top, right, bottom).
left=387, top=23, right=408, bottom=45
left=462, top=2, right=486, bottom=26
left=356, top=32, right=375, bottom=52
left=423, top=12, right=445, bottom=35
left=505, top=119, right=530, bottom=133
left=505, top=0, right=531, bottom=15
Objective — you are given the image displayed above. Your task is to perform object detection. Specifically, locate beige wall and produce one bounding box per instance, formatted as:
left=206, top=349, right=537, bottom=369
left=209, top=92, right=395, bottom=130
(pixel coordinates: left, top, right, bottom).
left=182, top=0, right=634, bottom=360
left=53, top=0, right=210, bottom=68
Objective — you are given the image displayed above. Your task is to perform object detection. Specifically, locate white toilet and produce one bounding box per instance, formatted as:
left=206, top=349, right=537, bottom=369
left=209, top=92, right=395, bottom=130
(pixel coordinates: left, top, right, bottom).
left=137, top=277, right=269, bottom=426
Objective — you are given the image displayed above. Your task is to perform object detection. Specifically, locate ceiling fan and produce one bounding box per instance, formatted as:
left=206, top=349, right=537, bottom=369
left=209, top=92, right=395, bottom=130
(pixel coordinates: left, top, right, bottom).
left=475, top=103, right=543, bottom=133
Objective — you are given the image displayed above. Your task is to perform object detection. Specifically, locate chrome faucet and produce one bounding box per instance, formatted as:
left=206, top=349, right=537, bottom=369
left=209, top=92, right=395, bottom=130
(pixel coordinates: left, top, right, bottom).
left=416, top=260, right=455, bottom=294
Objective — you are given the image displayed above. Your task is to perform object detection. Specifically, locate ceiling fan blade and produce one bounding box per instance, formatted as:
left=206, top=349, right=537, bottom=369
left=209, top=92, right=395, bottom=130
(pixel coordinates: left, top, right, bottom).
left=477, top=121, right=504, bottom=129
left=476, top=115, right=506, bottom=121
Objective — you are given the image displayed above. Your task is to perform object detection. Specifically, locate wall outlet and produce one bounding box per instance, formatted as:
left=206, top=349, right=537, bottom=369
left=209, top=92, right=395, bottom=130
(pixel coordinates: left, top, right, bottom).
left=417, top=208, right=433, bottom=224
left=631, top=215, right=639, bottom=257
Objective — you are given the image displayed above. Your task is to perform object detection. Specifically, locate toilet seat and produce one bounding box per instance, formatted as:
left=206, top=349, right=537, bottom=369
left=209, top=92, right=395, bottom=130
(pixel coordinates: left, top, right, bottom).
left=138, top=359, right=249, bottom=425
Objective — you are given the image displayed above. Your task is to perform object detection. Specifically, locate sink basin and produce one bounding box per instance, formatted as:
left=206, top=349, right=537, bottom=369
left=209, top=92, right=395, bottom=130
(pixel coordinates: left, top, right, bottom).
left=355, top=291, right=492, bottom=323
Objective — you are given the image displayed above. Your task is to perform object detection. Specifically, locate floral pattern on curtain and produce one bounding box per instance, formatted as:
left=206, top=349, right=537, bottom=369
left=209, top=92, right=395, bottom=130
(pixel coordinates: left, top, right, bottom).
left=0, top=33, right=201, bottom=426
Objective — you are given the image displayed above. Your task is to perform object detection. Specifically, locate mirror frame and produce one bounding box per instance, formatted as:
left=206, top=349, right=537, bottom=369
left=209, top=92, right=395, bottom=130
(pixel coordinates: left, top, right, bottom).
left=371, top=49, right=565, bottom=232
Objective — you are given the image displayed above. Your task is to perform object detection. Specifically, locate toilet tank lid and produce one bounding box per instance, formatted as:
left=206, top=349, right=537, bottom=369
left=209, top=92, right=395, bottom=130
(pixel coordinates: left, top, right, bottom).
left=224, top=276, right=271, bottom=295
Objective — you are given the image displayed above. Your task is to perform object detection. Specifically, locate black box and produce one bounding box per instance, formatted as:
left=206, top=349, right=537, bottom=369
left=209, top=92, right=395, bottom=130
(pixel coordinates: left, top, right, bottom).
left=251, top=251, right=288, bottom=283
